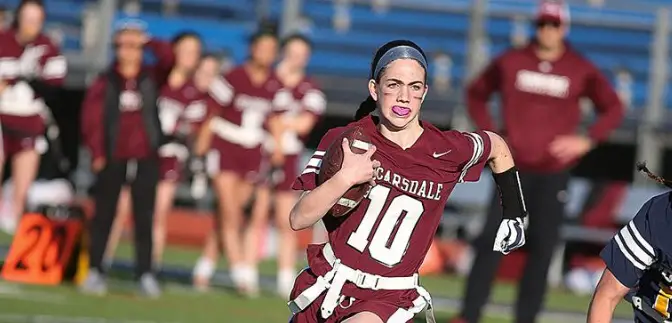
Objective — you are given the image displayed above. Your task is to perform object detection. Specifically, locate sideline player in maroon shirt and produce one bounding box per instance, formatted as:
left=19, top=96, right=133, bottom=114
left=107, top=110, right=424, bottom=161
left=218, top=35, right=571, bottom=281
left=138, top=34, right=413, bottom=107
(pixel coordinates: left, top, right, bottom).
left=287, top=40, right=527, bottom=323
left=0, top=0, right=66, bottom=232
left=455, top=1, right=625, bottom=323
left=80, top=20, right=171, bottom=298
left=102, top=32, right=218, bottom=269
left=193, top=30, right=282, bottom=294
left=248, top=34, right=326, bottom=298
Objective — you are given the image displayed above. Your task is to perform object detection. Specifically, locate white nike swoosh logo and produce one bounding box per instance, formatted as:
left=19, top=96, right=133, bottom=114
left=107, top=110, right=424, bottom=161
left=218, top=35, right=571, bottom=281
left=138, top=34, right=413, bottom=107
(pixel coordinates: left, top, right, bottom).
left=433, top=150, right=452, bottom=158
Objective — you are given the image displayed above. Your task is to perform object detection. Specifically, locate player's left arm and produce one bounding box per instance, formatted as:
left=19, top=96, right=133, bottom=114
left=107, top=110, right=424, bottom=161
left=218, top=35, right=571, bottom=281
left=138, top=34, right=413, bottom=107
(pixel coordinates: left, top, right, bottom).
left=587, top=268, right=630, bottom=323
left=484, top=131, right=528, bottom=254
left=589, top=197, right=662, bottom=322
left=450, top=130, right=526, bottom=254
left=583, top=63, right=625, bottom=143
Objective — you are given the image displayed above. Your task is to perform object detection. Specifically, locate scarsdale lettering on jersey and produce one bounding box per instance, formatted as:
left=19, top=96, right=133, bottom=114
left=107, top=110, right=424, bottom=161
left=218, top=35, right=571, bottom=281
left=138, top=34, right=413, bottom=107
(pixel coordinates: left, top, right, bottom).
left=515, top=70, right=570, bottom=98
left=374, top=166, right=443, bottom=200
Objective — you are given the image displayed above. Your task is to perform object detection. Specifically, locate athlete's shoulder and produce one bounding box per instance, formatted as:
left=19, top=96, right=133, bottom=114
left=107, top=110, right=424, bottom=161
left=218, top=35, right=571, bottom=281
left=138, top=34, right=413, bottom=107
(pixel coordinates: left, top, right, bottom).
left=301, top=75, right=321, bottom=90
left=640, top=191, right=672, bottom=236
left=429, top=124, right=489, bottom=153
left=223, top=65, right=246, bottom=83
left=35, top=33, right=59, bottom=49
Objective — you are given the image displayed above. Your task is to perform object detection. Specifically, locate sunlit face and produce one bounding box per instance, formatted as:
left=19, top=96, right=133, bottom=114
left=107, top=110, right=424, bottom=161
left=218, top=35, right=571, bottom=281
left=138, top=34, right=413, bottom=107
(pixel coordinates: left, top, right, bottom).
left=282, top=39, right=311, bottom=71
left=369, top=59, right=427, bottom=130
left=250, top=36, right=278, bottom=68
left=115, top=30, right=145, bottom=66
left=174, top=37, right=202, bottom=72
left=535, top=20, right=566, bottom=50
left=18, top=3, right=44, bottom=39
left=194, top=57, right=220, bottom=91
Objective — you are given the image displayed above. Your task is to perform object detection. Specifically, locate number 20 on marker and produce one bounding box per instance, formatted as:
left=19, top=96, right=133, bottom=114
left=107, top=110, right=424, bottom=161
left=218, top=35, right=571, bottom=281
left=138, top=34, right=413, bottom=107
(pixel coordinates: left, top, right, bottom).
left=1, top=213, right=82, bottom=285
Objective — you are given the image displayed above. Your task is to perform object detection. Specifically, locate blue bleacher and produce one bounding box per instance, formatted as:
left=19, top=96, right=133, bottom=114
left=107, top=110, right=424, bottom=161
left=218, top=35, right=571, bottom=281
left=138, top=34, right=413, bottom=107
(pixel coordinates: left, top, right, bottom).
left=1, top=0, right=668, bottom=109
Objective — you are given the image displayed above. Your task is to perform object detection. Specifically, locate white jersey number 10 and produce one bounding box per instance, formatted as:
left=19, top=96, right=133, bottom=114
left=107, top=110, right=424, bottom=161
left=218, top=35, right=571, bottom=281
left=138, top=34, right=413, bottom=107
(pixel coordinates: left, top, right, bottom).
left=346, top=185, right=424, bottom=267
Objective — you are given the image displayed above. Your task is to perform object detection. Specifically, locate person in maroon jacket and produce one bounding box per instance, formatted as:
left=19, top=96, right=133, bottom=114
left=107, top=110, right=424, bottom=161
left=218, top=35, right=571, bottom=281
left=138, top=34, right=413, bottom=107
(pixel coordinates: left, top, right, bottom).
left=0, top=0, right=66, bottom=233
left=102, top=32, right=218, bottom=271
left=453, top=1, right=625, bottom=323
left=79, top=20, right=166, bottom=298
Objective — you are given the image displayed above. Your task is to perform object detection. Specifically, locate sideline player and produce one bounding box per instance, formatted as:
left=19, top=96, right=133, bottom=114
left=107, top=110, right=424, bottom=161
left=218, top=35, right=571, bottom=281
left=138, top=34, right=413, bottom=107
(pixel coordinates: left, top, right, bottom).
left=588, top=165, right=672, bottom=323
left=103, top=32, right=218, bottom=268
left=193, top=30, right=282, bottom=294
left=287, top=40, right=527, bottom=323
left=251, top=34, right=325, bottom=298
left=0, top=0, right=66, bottom=232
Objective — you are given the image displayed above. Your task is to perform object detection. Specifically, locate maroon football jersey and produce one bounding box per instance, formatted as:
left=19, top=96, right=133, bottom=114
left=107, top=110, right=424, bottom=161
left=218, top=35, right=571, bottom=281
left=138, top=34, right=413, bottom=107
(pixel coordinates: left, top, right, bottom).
left=158, top=80, right=215, bottom=138
left=467, top=41, right=623, bottom=172
left=271, top=76, right=326, bottom=155
left=208, top=65, right=282, bottom=148
left=0, top=29, right=66, bottom=134
left=293, top=115, right=491, bottom=278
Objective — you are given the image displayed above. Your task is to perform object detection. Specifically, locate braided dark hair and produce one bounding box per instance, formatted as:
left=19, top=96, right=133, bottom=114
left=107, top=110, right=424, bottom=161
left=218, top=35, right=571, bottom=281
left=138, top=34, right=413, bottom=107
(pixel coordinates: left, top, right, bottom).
left=637, top=162, right=672, bottom=189
left=354, top=40, right=427, bottom=121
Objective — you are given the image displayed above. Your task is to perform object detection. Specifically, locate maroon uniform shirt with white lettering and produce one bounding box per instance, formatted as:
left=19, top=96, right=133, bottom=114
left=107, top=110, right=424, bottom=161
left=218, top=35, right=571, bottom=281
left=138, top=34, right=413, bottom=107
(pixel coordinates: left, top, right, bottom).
left=157, top=80, right=217, bottom=180
left=0, top=29, right=66, bottom=139
left=208, top=65, right=282, bottom=178
left=467, top=41, right=623, bottom=172
left=269, top=76, right=326, bottom=190
left=290, top=115, right=491, bottom=321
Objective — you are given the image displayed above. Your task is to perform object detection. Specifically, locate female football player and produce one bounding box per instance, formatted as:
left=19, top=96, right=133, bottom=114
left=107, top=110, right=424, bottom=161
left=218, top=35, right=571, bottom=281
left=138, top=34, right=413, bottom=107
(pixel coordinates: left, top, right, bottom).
left=193, top=30, right=281, bottom=295
left=0, top=0, right=66, bottom=233
left=247, top=34, right=325, bottom=298
left=104, top=32, right=215, bottom=268
left=287, top=39, right=527, bottom=323
left=588, top=164, right=672, bottom=323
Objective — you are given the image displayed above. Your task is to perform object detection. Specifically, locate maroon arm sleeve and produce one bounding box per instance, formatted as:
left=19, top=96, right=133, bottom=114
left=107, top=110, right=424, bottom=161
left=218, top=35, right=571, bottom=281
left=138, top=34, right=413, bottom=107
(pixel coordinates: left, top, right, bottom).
left=81, top=76, right=106, bottom=161
left=584, top=65, right=625, bottom=143
left=39, top=42, right=67, bottom=86
left=466, top=59, right=501, bottom=132
left=146, top=38, right=175, bottom=87
left=291, top=127, right=344, bottom=191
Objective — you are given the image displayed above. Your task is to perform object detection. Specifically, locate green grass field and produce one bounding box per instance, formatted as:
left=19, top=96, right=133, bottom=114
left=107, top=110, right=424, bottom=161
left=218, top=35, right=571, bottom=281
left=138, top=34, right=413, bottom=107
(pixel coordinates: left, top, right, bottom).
left=0, top=232, right=631, bottom=322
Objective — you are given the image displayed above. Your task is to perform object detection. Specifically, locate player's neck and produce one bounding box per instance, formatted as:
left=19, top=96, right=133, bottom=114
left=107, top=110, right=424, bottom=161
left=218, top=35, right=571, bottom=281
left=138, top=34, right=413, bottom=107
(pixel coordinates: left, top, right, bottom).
left=118, top=62, right=140, bottom=79
left=15, top=32, right=34, bottom=44
left=535, top=43, right=565, bottom=61
left=168, top=69, right=188, bottom=89
left=277, top=62, right=304, bottom=87
left=378, top=121, right=424, bottom=150
left=245, top=62, right=270, bottom=86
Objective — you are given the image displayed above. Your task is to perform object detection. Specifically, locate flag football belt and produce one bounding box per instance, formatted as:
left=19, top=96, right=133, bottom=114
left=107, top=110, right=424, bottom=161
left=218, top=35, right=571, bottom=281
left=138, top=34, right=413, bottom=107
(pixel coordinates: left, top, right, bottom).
left=287, top=243, right=436, bottom=323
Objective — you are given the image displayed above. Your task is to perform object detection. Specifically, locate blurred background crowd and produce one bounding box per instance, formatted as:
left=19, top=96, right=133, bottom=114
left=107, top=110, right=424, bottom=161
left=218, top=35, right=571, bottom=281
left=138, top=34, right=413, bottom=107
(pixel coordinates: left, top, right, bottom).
left=0, top=0, right=670, bottom=322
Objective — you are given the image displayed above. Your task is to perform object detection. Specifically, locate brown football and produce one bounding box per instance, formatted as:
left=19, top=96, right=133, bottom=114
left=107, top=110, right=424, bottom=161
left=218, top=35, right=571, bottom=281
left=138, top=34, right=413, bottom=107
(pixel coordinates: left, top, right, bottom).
left=318, top=126, right=374, bottom=217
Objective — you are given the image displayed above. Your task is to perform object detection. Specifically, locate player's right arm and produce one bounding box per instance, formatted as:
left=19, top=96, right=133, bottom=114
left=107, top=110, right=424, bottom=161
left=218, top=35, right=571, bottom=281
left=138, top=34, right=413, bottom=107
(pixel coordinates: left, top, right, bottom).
left=466, top=56, right=502, bottom=132
left=588, top=197, right=662, bottom=323
left=194, top=74, right=235, bottom=155
left=289, top=130, right=379, bottom=231
left=81, top=75, right=106, bottom=171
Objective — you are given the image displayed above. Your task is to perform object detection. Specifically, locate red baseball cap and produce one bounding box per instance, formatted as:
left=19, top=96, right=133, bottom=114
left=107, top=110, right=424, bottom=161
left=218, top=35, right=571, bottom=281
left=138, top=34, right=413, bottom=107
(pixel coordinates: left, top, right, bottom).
left=536, top=0, right=570, bottom=25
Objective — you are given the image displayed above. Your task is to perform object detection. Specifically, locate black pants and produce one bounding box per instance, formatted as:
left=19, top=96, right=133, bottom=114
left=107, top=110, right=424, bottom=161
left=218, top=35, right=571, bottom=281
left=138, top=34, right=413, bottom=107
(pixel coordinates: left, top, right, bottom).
left=88, top=158, right=159, bottom=277
left=459, top=171, right=570, bottom=323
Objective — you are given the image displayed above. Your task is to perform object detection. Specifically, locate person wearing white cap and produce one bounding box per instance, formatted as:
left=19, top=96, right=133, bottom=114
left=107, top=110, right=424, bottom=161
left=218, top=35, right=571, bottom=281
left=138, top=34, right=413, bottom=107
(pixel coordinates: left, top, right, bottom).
left=79, top=18, right=167, bottom=298
left=454, top=1, right=624, bottom=322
